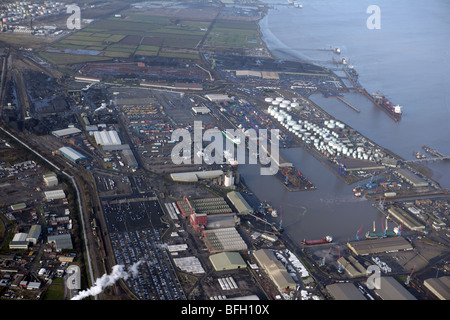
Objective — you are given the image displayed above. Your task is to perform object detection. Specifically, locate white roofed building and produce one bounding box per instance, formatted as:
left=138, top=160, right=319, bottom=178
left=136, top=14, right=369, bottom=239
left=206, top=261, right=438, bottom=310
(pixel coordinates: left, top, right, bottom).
left=93, top=130, right=122, bottom=146
left=44, top=189, right=66, bottom=201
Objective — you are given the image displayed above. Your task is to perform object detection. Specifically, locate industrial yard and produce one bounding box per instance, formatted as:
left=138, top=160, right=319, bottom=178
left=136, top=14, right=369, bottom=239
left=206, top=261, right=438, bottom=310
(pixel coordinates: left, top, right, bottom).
left=0, top=0, right=449, bottom=304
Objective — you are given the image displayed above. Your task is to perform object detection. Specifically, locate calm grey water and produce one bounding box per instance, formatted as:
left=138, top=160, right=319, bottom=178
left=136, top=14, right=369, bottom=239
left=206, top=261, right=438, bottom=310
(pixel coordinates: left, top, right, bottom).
left=239, top=0, right=450, bottom=243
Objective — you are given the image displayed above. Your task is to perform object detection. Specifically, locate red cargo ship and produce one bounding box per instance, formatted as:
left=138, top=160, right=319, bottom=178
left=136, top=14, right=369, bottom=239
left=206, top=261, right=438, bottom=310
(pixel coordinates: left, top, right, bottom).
left=301, top=236, right=333, bottom=245
left=372, top=91, right=402, bottom=121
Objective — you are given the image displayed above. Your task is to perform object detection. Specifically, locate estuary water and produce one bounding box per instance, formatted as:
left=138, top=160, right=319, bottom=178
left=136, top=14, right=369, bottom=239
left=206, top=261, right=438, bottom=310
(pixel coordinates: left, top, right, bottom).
left=238, top=0, right=450, bottom=243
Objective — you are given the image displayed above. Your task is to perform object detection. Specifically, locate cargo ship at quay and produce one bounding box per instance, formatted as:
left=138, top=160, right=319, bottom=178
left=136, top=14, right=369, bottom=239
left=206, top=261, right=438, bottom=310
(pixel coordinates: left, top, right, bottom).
left=370, top=91, right=403, bottom=122
left=301, top=236, right=333, bottom=245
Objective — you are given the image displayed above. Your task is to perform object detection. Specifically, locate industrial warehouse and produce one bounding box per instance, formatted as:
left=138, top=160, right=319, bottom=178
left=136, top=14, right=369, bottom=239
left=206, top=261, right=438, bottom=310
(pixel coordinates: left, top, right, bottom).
left=1, top=0, right=448, bottom=303
left=346, top=236, right=413, bottom=256
left=58, top=146, right=87, bottom=163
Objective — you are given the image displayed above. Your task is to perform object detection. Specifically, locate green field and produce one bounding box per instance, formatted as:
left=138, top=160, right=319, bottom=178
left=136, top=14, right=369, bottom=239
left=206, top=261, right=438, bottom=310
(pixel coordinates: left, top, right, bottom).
left=44, top=13, right=209, bottom=65
left=204, top=19, right=261, bottom=48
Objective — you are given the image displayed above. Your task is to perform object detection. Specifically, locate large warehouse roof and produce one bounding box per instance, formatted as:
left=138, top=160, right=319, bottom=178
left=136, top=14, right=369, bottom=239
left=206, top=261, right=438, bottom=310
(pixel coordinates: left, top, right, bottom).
left=48, top=233, right=73, bottom=251
left=44, top=189, right=66, bottom=200
left=170, top=170, right=223, bottom=182
left=209, top=252, right=246, bottom=271
left=253, top=249, right=296, bottom=291
left=387, top=206, right=426, bottom=231
left=202, top=227, right=247, bottom=253
left=423, top=276, right=450, bottom=300
left=374, top=277, right=417, bottom=300
left=395, top=168, right=428, bottom=187
left=59, top=146, right=86, bottom=162
left=93, top=130, right=122, bottom=146
left=52, top=127, right=81, bottom=137
left=326, top=283, right=367, bottom=300
left=226, top=191, right=253, bottom=215
left=347, top=236, right=413, bottom=256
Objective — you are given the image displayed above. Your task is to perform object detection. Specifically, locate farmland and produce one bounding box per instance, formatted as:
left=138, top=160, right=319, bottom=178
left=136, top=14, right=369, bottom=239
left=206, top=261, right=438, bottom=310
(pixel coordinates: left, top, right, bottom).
left=204, top=19, right=262, bottom=49
left=40, top=12, right=213, bottom=67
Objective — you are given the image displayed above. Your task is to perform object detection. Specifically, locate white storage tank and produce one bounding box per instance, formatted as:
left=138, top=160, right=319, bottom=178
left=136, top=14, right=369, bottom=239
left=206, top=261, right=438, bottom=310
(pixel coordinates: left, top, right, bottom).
left=265, top=97, right=274, bottom=103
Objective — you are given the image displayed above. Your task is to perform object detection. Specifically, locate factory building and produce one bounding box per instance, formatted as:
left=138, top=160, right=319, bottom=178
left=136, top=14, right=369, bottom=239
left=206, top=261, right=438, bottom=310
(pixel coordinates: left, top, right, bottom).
left=326, top=283, right=367, bottom=300
left=253, top=249, right=296, bottom=292
left=47, top=233, right=73, bottom=251
left=51, top=127, right=82, bottom=138
left=387, top=206, right=426, bottom=232
left=26, top=225, right=41, bottom=245
left=337, top=256, right=367, bottom=278
left=9, top=225, right=42, bottom=249
left=75, top=76, right=101, bottom=83
left=192, top=106, right=210, bottom=114
left=170, top=170, right=224, bottom=182
left=236, top=70, right=262, bottom=78
left=209, top=252, right=246, bottom=271
left=177, top=196, right=237, bottom=231
left=226, top=191, right=253, bottom=215
left=206, top=214, right=239, bottom=230
left=202, top=227, right=247, bottom=254
left=347, top=236, right=413, bottom=256
left=93, top=130, right=122, bottom=146
left=43, top=172, right=58, bottom=187
left=374, top=277, right=416, bottom=300
left=10, top=203, right=26, bottom=211
left=122, top=148, right=138, bottom=168
left=423, top=276, right=450, bottom=300
left=58, top=146, right=87, bottom=163
left=205, top=94, right=232, bottom=102
left=9, top=233, right=29, bottom=250
left=395, top=168, right=429, bottom=188
left=44, top=189, right=66, bottom=201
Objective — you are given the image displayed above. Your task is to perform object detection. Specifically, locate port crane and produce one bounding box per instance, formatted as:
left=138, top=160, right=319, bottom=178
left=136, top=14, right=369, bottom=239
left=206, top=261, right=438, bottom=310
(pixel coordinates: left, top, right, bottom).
left=356, top=224, right=364, bottom=241
left=366, top=171, right=378, bottom=189
left=405, top=265, right=416, bottom=285
left=320, top=247, right=332, bottom=267
left=337, top=246, right=343, bottom=273
left=378, top=196, right=386, bottom=210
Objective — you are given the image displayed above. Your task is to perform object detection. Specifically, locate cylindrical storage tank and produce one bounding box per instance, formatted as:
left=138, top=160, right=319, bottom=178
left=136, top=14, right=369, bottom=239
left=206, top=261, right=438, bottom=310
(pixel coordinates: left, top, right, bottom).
left=276, top=97, right=284, bottom=102
left=282, top=100, right=291, bottom=105
left=265, top=97, right=273, bottom=103
left=279, top=103, right=288, bottom=109
left=290, top=102, right=299, bottom=108
left=272, top=100, right=280, bottom=106
left=286, top=115, right=292, bottom=121
left=327, top=123, right=335, bottom=129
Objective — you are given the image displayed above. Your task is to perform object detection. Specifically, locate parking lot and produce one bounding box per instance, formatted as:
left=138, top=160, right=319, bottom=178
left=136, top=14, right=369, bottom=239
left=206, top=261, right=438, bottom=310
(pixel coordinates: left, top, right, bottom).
left=110, top=228, right=185, bottom=300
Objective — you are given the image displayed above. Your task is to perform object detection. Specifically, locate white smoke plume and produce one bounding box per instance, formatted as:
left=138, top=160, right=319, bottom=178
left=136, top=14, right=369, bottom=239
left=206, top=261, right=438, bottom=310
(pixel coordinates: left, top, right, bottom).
left=71, top=260, right=144, bottom=300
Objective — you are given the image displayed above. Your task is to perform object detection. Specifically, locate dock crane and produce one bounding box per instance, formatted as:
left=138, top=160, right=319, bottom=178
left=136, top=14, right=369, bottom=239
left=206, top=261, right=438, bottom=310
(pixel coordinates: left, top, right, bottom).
left=356, top=224, right=364, bottom=241
left=366, top=171, right=378, bottom=189
left=405, top=265, right=416, bottom=285
left=378, top=196, right=386, bottom=210
left=337, top=246, right=343, bottom=273
left=279, top=206, right=283, bottom=230
left=320, top=247, right=332, bottom=267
